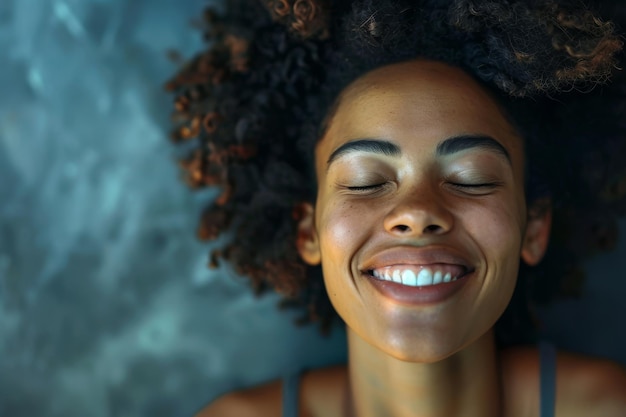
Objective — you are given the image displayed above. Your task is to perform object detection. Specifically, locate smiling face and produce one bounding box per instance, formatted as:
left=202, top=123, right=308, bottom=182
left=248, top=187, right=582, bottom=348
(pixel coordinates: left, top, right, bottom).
left=297, top=60, right=549, bottom=362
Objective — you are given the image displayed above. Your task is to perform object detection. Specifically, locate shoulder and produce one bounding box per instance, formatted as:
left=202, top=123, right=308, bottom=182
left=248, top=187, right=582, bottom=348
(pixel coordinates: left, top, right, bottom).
left=501, top=345, right=626, bottom=417
left=192, top=365, right=348, bottom=417
left=555, top=351, right=626, bottom=417
left=193, top=380, right=283, bottom=417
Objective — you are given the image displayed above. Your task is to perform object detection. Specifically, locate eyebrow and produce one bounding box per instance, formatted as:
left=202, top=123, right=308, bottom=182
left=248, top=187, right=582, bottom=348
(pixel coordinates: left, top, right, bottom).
left=435, top=135, right=511, bottom=163
left=326, top=134, right=511, bottom=169
left=327, top=139, right=401, bottom=166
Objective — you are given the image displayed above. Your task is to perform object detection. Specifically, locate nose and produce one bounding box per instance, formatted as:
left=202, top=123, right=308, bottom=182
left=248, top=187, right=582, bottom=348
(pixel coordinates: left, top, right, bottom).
left=383, top=187, right=453, bottom=237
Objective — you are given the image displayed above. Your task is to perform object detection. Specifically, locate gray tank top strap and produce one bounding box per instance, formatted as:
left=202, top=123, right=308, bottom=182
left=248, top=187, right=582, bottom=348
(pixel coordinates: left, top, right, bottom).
left=538, top=341, right=557, bottom=417
left=282, top=370, right=301, bottom=417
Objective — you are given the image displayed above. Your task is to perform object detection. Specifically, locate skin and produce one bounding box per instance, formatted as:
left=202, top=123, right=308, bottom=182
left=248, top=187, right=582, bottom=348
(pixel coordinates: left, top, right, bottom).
left=198, top=60, right=626, bottom=417
left=300, top=59, right=541, bottom=417
left=304, top=60, right=530, bottom=362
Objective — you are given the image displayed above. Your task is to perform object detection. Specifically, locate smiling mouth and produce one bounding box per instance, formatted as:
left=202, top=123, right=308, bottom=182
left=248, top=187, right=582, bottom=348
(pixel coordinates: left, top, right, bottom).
left=366, top=264, right=470, bottom=287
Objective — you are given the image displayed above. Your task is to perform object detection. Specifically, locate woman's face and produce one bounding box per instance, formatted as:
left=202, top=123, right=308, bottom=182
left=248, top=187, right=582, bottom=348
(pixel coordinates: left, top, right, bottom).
left=298, top=60, right=542, bottom=362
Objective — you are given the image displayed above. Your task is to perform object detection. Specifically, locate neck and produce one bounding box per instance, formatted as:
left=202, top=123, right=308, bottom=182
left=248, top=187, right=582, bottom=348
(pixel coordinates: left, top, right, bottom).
left=345, top=328, right=502, bottom=417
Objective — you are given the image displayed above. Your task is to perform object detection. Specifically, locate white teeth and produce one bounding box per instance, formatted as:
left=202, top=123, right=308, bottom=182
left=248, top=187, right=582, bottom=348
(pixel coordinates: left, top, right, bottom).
left=371, top=268, right=462, bottom=287
left=401, top=270, right=417, bottom=286
left=417, top=269, right=433, bottom=286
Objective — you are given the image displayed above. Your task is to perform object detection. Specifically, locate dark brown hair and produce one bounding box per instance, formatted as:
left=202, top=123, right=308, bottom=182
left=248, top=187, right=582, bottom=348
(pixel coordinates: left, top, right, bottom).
left=166, top=0, right=625, bottom=345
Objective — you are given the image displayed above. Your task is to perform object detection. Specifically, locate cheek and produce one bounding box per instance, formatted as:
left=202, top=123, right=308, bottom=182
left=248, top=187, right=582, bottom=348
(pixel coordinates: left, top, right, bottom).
left=450, top=199, right=524, bottom=337
left=461, top=196, right=524, bottom=295
left=318, top=200, right=372, bottom=260
left=317, top=199, right=376, bottom=310
left=463, top=195, right=525, bottom=253
left=463, top=197, right=524, bottom=299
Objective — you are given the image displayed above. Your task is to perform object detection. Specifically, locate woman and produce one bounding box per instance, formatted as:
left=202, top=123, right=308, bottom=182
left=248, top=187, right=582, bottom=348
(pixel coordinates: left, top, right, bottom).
left=167, top=0, right=626, bottom=415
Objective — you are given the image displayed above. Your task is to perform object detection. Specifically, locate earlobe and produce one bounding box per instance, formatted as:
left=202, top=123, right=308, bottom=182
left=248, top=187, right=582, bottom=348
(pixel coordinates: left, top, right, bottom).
left=521, top=198, right=552, bottom=266
left=294, top=202, right=321, bottom=266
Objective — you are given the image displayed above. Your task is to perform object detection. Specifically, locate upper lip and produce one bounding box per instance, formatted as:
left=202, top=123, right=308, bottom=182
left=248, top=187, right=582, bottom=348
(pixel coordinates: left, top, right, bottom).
left=360, top=246, right=476, bottom=274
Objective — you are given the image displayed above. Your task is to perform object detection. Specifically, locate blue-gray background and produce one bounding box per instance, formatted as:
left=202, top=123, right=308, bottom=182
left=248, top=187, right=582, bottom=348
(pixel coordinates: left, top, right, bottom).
left=0, top=1, right=624, bottom=416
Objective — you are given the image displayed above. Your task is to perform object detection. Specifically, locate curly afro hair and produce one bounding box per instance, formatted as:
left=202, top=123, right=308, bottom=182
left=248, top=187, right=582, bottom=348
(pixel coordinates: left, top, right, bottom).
left=166, top=0, right=625, bottom=345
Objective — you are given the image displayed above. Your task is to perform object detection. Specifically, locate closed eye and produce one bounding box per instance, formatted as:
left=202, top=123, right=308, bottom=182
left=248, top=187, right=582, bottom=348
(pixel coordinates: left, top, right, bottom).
left=450, top=182, right=500, bottom=188
left=346, top=183, right=387, bottom=191
left=447, top=182, right=502, bottom=194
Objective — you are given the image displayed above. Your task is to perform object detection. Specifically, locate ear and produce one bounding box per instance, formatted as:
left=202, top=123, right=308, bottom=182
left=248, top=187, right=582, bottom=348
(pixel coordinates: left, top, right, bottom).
left=294, top=202, right=321, bottom=265
left=521, top=198, right=552, bottom=266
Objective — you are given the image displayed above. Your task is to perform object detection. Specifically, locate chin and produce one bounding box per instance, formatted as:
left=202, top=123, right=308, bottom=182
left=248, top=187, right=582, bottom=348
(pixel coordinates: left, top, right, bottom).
left=386, top=345, right=458, bottom=363
left=369, top=330, right=468, bottom=363
left=364, top=320, right=496, bottom=363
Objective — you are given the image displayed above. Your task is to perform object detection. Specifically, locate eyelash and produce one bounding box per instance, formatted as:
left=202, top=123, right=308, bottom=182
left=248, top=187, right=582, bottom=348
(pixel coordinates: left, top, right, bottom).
left=342, top=181, right=501, bottom=195
left=447, top=182, right=502, bottom=195
left=449, top=182, right=499, bottom=188
left=346, top=183, right=388, bottom=192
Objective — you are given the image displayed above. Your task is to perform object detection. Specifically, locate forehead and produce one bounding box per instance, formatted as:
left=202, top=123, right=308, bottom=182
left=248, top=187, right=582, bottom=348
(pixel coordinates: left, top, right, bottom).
left=317, top=60, right=523, bottom=166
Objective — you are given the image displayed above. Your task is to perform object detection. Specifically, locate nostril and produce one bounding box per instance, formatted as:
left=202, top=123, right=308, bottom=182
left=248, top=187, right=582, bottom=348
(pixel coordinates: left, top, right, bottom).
left=424, top=224, right=442, bottom=233
left=394, top=224, right=411, bottom=233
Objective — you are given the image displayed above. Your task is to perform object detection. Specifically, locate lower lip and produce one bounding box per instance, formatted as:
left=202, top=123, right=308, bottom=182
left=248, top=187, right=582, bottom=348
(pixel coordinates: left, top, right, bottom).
left=366, top=273, right=472, bottom=305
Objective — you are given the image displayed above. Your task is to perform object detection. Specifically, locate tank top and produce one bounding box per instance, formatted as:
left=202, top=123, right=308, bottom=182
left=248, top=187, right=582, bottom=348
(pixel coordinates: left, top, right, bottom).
left=281, top=342, right=557, bottom=417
